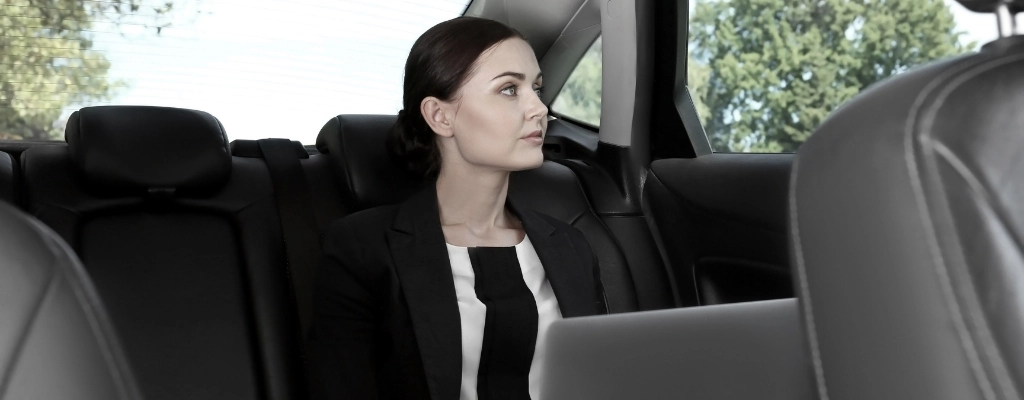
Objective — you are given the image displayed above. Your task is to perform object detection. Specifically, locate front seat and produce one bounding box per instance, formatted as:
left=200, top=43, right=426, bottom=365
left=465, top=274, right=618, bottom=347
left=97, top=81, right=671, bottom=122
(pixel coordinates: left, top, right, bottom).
left=789, top=2, right=1024, bottom=399
left=0, top=200, right=142, bottom=400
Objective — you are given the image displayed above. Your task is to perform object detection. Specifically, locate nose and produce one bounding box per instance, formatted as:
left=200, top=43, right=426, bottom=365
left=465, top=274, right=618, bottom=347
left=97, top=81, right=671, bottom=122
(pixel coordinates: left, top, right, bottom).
left=525, top=89, right=548, bottom=121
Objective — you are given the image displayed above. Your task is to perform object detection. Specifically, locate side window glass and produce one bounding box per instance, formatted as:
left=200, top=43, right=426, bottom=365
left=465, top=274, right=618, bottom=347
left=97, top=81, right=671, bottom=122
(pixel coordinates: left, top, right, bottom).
left=0, top=1, right=470, bottom=143
left=687, top=0, right=987, bottom=153
left=552, top=36, right=602, bottom=128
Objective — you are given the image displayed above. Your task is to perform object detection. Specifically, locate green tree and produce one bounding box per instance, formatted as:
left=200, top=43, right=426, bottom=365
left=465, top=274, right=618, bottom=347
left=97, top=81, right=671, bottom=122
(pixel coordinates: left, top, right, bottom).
left=689, top=0, right=975, bottom=152
left=552, top=36, right=602, bottom=126
left=687, top=53, right=711, bottom=126
left=1, top=0, right=185, bottom=140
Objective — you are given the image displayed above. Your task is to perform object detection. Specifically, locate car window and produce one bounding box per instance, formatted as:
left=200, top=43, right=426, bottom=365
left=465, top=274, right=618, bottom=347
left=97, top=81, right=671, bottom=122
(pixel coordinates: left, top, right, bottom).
left=551, top=36, right=602, bottom=128
left=687, top=0, right=997, bottom=153
left=0, top=0, right=470, bottom=143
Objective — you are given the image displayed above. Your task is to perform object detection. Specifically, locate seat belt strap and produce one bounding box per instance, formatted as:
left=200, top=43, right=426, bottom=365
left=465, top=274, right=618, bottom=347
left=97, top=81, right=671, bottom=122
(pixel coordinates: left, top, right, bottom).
left=257, top=138, right=319, bottom=336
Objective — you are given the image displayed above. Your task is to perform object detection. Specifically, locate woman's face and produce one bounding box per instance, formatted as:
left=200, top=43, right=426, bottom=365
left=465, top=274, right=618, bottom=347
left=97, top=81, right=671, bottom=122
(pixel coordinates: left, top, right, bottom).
left=429, top=38, right=548, bottom=174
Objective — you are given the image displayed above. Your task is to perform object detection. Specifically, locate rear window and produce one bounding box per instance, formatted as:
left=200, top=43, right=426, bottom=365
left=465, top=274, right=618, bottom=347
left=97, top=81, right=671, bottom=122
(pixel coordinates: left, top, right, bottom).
left=1, top=0, right=470, bottom=143
left=687, top=0, right=997, bottom=153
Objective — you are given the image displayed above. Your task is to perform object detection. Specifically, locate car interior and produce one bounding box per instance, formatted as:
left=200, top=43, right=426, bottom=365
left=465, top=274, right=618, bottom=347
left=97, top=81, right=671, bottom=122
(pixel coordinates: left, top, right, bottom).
left=0, top=0, right=1022, bottom=399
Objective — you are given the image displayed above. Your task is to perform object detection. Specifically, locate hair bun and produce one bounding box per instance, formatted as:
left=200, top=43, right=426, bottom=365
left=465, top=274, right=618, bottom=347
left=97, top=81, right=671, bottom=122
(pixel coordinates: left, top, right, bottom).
left=386, top=109, right=438, bottom=178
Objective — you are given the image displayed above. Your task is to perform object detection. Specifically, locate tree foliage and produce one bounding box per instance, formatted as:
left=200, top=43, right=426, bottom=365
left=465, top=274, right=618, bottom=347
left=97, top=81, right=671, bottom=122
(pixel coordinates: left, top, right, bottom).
left=552, top=36, right=602, bottom=126
left=689, top=0, right=975, bottom=152
left=1, top=0, right=183, bottom=140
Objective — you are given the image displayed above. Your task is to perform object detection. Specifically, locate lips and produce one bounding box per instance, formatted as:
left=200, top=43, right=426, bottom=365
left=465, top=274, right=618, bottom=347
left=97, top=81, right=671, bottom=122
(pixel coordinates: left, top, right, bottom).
left=524, top=130, right=543, bottom=139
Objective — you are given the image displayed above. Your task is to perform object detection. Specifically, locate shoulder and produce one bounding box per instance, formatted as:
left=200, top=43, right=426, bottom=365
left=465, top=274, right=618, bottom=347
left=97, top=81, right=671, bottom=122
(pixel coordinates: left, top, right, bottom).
left=326, top=204, right=400, bottom=236
left=323, top=204, right=401, bottom=257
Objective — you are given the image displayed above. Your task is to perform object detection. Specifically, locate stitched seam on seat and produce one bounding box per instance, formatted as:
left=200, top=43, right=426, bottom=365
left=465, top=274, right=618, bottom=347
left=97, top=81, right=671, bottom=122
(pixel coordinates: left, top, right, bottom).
left=933, top=142, right=1024, bottom=257
left=914, top=54, right=1024, bottom=400
left=903, top=54, right=1024, bottom=400
left=931, top=144, right=1024, bottom=393
left=788, top=157, right=829, bottom=400
left=0, top=251, right=60, bottom=398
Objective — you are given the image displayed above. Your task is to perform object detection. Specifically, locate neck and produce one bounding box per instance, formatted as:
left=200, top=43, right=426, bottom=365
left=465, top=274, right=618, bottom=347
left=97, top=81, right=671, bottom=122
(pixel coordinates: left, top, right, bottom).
left=435, top=164, right=515, bottom=235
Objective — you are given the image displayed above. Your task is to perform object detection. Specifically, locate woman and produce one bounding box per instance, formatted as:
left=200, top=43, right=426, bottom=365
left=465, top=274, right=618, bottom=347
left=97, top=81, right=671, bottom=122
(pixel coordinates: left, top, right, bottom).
left=309, top=16, right=608, bottom=400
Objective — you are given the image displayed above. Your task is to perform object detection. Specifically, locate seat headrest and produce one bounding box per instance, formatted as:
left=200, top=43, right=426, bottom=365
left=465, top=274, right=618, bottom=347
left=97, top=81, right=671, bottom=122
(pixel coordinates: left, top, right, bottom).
left=66, top=106, right=231, bottom=197
left=957, top=0, right=1024, bottom=13
left=315, top=114, right=426, bottom=212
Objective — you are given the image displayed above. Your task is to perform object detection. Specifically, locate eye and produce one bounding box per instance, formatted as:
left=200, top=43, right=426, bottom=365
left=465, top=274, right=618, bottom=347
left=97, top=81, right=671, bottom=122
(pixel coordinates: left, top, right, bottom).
left=500, top=85, right=518, bottom=96
left=534, top=86, right=544, bottom=95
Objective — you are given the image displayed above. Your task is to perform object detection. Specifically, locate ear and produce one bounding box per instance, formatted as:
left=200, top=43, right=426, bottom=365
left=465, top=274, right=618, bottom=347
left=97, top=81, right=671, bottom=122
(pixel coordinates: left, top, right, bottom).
left=421, top=96, right=455, bottom=138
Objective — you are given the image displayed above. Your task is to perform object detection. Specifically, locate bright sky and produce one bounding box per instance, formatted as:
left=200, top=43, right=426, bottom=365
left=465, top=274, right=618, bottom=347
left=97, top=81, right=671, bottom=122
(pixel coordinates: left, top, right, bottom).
left=87, top=0, right=468, bottom=144
left=84, top=0, right=1003, bottom=144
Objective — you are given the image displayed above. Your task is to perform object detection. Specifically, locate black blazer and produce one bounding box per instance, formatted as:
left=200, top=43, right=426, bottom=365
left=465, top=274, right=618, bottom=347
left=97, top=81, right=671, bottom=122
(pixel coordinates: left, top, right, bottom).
left=309, top=183, right=608, bottom=400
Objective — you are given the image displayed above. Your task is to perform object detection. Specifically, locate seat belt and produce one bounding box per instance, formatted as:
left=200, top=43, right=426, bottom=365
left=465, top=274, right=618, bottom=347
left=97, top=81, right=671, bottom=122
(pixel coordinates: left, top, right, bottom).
left=256, top=138, right=319, bottom=336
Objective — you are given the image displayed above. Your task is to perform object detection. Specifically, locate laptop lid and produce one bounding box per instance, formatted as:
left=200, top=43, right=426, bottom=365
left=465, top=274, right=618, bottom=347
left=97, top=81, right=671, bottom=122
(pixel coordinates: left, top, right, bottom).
left=540, top=298, right=815, bottom=400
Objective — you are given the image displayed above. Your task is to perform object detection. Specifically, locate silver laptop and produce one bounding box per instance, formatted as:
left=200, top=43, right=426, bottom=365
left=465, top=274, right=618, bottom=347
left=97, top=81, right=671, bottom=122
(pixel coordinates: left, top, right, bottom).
left=540, top=298, right=815, bottom=400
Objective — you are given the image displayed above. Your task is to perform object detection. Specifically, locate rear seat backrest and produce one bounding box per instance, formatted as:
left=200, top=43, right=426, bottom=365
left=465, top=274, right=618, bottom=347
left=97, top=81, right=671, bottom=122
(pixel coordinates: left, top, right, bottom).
left=0, top=151, right=15, bottom=204
left=315, top=114, right=640, bottom=313
left=19, top=106, right=304, bottom=400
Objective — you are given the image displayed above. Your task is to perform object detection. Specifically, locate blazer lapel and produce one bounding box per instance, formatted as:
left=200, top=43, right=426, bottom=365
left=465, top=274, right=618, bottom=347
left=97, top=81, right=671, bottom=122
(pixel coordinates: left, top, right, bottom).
left=387, top=185, right=462, bottom=400
left=508, top=197, right=595, bottom=318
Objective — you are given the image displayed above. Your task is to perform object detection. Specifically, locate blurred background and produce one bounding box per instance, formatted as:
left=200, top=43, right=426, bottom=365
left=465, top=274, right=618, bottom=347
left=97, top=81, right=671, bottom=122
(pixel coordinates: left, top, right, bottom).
left=0, top=0, right=997, bottom=149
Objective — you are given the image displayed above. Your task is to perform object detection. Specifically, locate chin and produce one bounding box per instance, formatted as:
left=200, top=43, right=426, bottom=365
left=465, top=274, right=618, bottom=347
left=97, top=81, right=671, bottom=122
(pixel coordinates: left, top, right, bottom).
left=522, top=151, right=546, bottom=169
left=504, top=154, right=545, bottom=172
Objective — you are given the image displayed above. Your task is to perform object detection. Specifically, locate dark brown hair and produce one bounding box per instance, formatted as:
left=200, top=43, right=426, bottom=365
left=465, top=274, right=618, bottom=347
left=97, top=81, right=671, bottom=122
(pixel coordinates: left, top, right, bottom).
left=386, top=17, right=526, bottom=179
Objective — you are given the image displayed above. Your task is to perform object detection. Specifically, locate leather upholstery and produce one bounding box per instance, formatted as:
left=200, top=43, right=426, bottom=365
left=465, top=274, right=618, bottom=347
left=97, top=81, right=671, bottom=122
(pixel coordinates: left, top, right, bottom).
left=957, top=0, right=1024, bottom=13
left=0, top=151, right=14, bottom=204
left=0, top=201, right=142, bottom=400
left=646, top=154, right=794, bottom=306
left=21, top=109, right=305, bottom=400
left=230, top=139, right=309, bottom=159
left=66, top=106, right=231, bottom=197
left=790, top=36, right=1024, bottom=400
left=315, top=114, right=426, bottom=211
left=315, top=114, right=641, bottom=313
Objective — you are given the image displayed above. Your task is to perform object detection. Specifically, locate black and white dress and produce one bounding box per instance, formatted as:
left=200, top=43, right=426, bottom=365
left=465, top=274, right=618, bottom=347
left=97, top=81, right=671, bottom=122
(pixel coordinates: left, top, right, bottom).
left=445, top=233, right=562, bottom=400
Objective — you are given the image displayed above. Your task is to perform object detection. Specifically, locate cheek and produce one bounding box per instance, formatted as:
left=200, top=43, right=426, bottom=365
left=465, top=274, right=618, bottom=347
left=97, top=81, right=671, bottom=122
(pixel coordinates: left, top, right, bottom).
left=453, top=100, right=539, bottom=168
left=459, top=98, right=520, bottom=144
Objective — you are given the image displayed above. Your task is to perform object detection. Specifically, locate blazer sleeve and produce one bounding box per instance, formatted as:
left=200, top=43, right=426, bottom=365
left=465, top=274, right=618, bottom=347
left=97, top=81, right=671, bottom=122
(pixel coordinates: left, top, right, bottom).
left=308, top=219, right=379, bottom=400
left=587, top=238, right=610, bottom=315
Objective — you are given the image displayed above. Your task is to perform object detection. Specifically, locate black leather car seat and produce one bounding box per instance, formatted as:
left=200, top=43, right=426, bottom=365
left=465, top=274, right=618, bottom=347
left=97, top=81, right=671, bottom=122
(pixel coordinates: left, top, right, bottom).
left=789, top=3, right=1024, bottom=398
left=19, top=106, right=305, bottom=400
left=0, top=200, right=142, bottom=400
left=314, top=114, right=642, bottom=313
left=0, top=151, right=15, bottom=205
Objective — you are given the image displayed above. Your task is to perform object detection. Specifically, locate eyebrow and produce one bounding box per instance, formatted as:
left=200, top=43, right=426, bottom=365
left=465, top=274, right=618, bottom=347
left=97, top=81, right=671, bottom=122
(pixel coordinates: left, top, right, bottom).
left=491, top=71, right=543, bottom=81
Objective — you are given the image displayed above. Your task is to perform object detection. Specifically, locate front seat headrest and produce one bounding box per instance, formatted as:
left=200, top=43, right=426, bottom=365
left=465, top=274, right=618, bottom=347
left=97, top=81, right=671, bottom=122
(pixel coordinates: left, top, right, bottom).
left=315, top=114, right=425, bottom=212
left=66, top=106, right=231, bottom=197
left=790, top=34, right=1024, bottom=399
left=0, top=201, right=142, bottom=399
